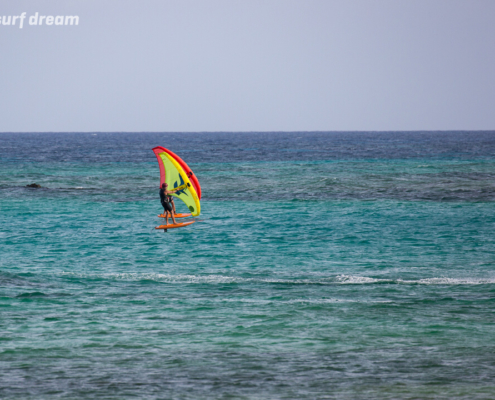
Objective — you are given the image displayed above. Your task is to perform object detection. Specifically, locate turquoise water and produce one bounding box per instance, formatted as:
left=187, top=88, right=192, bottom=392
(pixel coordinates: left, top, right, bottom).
left=1, top=132, right=495, bottom=399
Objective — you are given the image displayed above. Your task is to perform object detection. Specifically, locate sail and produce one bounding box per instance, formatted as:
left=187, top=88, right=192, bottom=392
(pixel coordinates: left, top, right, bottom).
left=152, top=147, right=201, bottom=216
left=153, top=146, right=201, bottom=199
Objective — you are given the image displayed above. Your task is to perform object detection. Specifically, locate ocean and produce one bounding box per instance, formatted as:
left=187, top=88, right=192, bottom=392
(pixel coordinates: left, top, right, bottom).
left=1, top=131, right=495, bottom=399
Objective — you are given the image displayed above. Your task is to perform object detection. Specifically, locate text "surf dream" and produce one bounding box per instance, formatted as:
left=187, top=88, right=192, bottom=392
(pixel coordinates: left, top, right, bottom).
left=0, top=12, right=79, bottom=29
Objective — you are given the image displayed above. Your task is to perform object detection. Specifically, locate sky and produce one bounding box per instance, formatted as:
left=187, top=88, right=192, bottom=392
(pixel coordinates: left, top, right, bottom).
left=0, top=0, right=494, bottom=132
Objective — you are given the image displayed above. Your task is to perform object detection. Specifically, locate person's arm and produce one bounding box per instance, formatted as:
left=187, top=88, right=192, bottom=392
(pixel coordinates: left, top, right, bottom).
left=165, top=183, right=188, bottom=195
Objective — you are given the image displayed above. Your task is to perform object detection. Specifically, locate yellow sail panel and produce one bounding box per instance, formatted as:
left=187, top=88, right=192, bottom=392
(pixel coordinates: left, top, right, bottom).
left=159, top=152, right=201, bottom=216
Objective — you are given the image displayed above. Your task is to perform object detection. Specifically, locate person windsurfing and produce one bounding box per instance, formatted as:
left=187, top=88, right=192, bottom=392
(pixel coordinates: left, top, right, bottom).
left=160, top=183, right=179, bottom=225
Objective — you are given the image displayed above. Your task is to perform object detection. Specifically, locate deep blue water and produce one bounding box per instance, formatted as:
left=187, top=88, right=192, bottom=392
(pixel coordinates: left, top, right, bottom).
left=1, top=131, right=495, bottom=399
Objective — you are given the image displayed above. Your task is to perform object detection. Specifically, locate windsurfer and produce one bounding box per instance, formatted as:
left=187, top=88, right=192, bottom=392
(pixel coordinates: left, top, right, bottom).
left=160, top=183, right=179, bottom=225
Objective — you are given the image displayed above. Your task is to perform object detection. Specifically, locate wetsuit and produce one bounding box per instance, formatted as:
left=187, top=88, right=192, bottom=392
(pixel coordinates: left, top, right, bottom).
left=160, top=188, right=173, bottom=212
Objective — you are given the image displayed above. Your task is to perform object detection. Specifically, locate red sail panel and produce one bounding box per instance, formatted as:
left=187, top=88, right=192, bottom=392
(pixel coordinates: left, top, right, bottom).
left=152, top=147, right=167, bottom=188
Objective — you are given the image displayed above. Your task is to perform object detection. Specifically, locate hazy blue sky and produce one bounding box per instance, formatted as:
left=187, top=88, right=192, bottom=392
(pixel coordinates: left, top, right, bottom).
left=1, top=0, right=494, bottom=132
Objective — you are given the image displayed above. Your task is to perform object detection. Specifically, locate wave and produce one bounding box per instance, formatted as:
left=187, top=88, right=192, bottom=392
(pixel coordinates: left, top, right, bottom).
left=336, top=275, right=495, bottom=285
left=58, top=272, right=495, bottom=286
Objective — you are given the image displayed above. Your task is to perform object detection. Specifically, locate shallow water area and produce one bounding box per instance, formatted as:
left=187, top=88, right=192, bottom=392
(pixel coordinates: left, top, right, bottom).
left=1, top=132, right=495, bottom=399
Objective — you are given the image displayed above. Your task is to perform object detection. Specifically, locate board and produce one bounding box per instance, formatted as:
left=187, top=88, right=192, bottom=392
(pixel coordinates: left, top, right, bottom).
left=158, top=213, right=192, bottom=219
left=155, top=220, right=195, bottom=230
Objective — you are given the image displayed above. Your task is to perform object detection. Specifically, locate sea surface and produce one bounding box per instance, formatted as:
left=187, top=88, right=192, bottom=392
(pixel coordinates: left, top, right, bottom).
left=1, top=131, right=495, bottom=399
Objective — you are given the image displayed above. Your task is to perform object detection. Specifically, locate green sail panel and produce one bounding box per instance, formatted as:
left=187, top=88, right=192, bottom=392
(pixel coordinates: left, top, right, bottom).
left=158, top=152, right=201, bottom=216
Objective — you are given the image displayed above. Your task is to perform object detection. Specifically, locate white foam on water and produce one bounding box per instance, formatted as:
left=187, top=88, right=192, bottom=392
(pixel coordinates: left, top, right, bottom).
left=284, top=298, right=371, bottom=304
left=336, top=275, right=391, bottom=284
left=60, top=272, right=329, bottom=285
left=338, top=275, right=495, bottom=285
left=399, top=277, right=495, bottom=285
left=111, top=273, right=244, bottom=284
left=59, top=272, right=495, bottom=286
left=60, top=272, right=248, bottom=284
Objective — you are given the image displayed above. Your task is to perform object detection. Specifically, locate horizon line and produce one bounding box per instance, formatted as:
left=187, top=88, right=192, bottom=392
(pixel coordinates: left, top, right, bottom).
left=1, top=130, right=495, bottom=134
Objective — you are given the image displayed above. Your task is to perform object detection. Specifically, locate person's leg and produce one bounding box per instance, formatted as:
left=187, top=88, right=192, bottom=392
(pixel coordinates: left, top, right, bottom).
left=165, top=202, right=174, bottom=225
left=166, top=202, right=176, bottom=224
